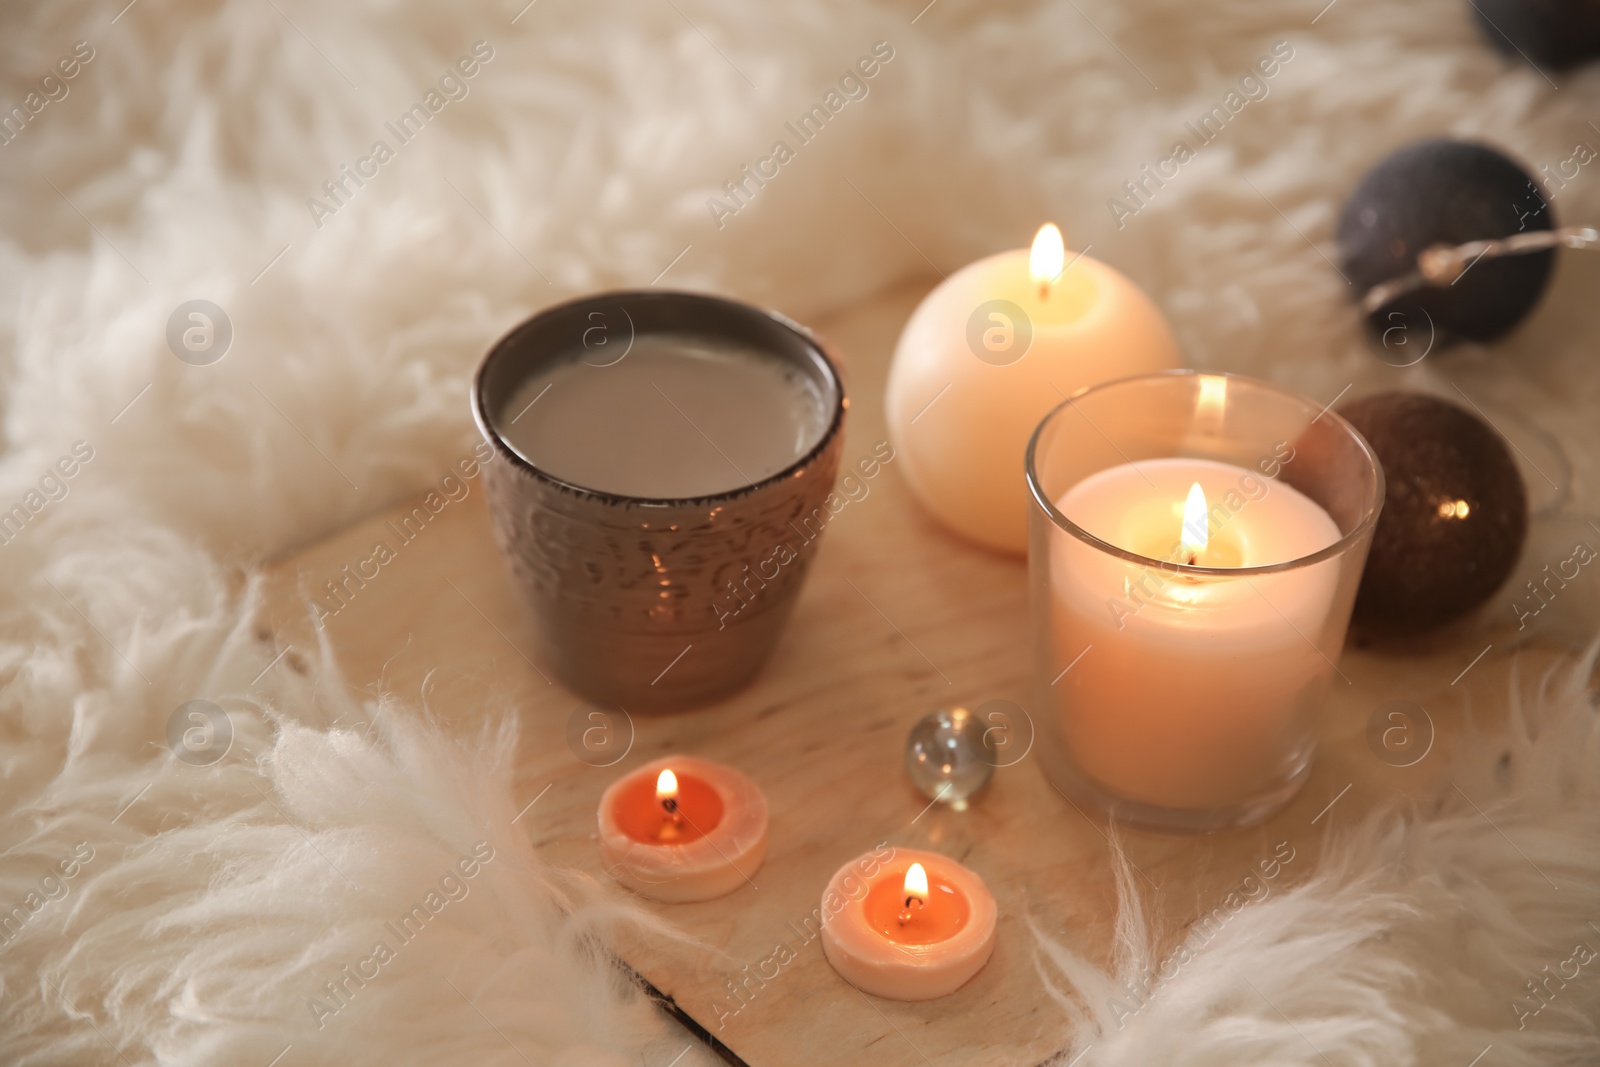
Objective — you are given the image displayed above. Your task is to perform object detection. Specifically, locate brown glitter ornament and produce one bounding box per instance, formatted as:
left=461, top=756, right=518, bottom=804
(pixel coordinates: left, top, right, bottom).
left=1338, top=392, right=1528, bottom=636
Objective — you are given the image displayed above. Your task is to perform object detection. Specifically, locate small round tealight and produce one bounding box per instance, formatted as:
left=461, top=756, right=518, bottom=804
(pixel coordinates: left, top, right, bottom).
left=597, top=755, right=767, bottom=904
left=820, top=848, right=997, bottom=1001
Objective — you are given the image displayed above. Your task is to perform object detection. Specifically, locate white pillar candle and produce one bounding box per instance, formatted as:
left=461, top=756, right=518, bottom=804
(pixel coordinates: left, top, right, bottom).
left=1051, top=458, right=1342, bottom=810
left=887, top=225, right=1182, bottom=555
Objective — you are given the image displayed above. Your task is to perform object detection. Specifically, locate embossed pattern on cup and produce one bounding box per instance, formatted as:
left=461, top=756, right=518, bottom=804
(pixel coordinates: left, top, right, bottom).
left=473, top=291, right=846, bottom=712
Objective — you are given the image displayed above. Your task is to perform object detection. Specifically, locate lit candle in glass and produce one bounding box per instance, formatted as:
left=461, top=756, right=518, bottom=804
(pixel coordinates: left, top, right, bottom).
left=1049, top=459, right=1341, bottom=812
left=1027, top=371, right=1384, bottom=832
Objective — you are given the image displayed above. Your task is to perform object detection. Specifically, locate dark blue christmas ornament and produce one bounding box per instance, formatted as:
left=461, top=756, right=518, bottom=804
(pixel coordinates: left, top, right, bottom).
left=1473, top=0, right=1600, bottom=70
left=1338, top=139, right=1556, bottom=347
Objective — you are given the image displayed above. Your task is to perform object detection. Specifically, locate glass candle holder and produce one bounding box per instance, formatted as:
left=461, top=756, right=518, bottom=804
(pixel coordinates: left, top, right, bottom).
left=1025, top=371, right=1383, bottom=832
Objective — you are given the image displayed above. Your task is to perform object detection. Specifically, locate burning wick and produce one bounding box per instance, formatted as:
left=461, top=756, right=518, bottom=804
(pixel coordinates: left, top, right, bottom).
left=1180, top=482, right=1209, bottom=567
left=898, top=862, right=930, bottom=924
left=656, top=768, right=682, bottom=826
left=1031, top=223, right=1065, bottom=301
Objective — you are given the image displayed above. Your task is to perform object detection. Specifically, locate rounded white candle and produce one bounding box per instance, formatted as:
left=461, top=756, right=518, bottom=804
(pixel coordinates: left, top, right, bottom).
left=820, top=848, right=996, bottom=1001
left=597, top=755, right=767, bottom=903
left=886, top=225, right=1182, bottom=555
left=1051, top=458, right=1342, bottom=810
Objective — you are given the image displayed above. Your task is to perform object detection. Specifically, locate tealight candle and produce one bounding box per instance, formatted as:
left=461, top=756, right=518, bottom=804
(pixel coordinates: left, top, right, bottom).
left=820, top=848, right=996, bottom=1001
left=886, top=224, right=1182, bottom=555
left=598, top=755, right=767, bottom=903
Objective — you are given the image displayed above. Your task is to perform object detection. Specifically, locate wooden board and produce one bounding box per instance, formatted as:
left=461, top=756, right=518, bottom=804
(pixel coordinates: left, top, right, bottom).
left=262, top=279, right=1574, bottom=1066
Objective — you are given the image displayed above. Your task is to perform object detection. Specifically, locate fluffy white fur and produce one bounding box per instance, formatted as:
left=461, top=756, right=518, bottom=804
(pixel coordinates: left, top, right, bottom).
left=0, top=0, right=1597, bottom=1063
left=1038, top=656, right=1600, bottom=1066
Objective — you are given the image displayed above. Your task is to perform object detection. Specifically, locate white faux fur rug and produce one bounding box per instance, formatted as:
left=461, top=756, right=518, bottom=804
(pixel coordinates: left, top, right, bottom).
left=2, top=0, right=1599, bottom=1064
left=1040, top=654, right=1600, bottom=1066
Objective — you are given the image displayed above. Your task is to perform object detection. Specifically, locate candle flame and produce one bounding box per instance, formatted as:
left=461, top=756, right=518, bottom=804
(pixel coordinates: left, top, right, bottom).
left=1181, top=483, right=1209, bottom=560
left=656, top=769, right=678, bottom=804
left=1031, top=223, right=1066, bottom=295
left=903, top=862, right=930, bottom=908
left=1197, top=374, right=1228, bottom=420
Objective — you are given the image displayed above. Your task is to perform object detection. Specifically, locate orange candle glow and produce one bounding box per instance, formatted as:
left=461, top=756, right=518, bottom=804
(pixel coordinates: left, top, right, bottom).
left=821, top=848, right=996, bottom=1000
left=612, top=766, right=724, bottom=845
left=598, top=755, right=766, bottom=904
left=861, top=861, right=972, bottom=945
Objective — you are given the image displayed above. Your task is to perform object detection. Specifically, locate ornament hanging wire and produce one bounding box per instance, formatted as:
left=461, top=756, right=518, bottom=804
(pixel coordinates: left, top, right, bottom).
left=1360, top=225, right=1600, bottom=314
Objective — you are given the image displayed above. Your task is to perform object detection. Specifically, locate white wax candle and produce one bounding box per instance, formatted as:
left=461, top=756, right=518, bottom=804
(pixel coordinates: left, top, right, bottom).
left=886, top=227, right=1182, bottom=554
left=1051, top=458, right=1341, bottom=810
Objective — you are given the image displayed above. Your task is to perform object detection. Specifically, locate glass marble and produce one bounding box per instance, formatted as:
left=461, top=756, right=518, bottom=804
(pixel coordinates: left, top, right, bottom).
left=904, top=707, right=994, bottom=811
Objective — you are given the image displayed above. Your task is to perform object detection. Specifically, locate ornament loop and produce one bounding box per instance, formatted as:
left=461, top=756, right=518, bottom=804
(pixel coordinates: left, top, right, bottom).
left=1360, top=225, right=1600, bottom=314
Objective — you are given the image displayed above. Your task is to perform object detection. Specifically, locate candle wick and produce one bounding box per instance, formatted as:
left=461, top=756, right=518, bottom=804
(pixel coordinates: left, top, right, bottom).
left=662, top=797, right=681, bottom=824
left=1038, top=281, right=1049, bottom=301
left=897, top=896, right=925, bottom=924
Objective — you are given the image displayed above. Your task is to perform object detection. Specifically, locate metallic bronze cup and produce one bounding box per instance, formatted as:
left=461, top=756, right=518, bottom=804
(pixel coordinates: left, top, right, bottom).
left=472, top=290, right=846, bottom=712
